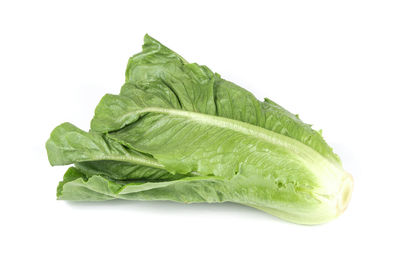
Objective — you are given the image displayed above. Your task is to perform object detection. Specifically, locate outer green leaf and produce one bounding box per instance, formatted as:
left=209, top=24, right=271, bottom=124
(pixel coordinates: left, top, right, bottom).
left=46, top=122, right=163, bottom=169
left=57, top=167, right=226, bottom=203
left=75, top=161, right=184, bottom=181
left=125, top=35, right=217, bottom=115
left=104, top=107, right=351, bottom=224
left=92, top=34, right=340, bottom=164
left=46, top=123, right=185, bottom=181
left=57, top=167, right=116, bottom=201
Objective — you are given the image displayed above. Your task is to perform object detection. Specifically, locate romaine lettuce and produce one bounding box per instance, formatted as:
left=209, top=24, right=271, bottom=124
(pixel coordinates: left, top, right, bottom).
left=46, top=35, right=353, bottom=224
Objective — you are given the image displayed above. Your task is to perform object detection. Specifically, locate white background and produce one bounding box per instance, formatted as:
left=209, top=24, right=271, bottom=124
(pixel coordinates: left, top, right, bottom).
left=1, top=1, right=399, bottom=263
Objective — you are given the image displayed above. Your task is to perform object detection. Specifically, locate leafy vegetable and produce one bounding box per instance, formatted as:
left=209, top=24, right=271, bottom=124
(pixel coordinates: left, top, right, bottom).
left=46, top=34, right=353, bottom=224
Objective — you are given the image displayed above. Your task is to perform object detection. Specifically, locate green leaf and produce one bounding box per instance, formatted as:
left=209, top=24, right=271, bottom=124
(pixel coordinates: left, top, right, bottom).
left=46, top=123, right=186, bottom=182
left=75, top=161, right=184, bottom=181
left=105, top=106, right=350, bottom=223
left=57, top=167, right=116, bottom=201
left=92, top=34, right=340, bottom=164
left=57, top=167, right=226, bottom=203
left=125, top=35, right=217, bottom=115
left=46, top=122, right=164, bottom=169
